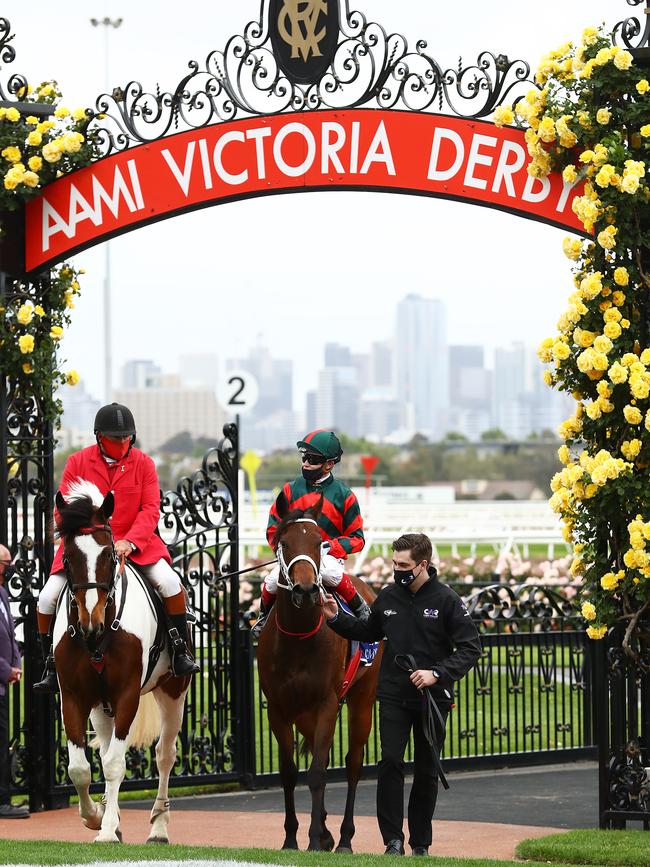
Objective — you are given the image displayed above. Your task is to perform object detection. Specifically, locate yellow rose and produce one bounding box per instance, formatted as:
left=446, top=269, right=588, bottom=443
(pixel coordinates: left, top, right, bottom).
left=637, top=79, right=650, bottom=95
left=596, top=108, right=611, bottom=125
left=5, top=107, right=20, bottom=122
left=543, top=369, right=553, bottom=386
left=50, top=325, right=63, bottom=340
left=41, top=142, right=62, bottom=164
left=552, top=340, right=571, bottom=361
left=581, top=602, right=596, bottom=621
left=16, top=303, right=33, bottom=325
left=624, top=405, right=643, bottom=424
left=613, top=267, right=629, bottom=287
left=54, top=107, right=70, bottom=118
left=493, top=105, right=514, bottom=127
left=22, top=171, right=39, bottom=188
left=18, top=334, right=34, bottom=354
left=586, top=625, right=607, bottom=640
left=26, top=131, right=42, bottom=147
left=608, top=362, right=628, bottom=384
left=65, top=370, right=80, bottom=386
left=641, top=125, right=650, bottom=138
left=600, top=572, right=619, bottom=591
left=597, top=226, right=617, bottom=250
left=562, top=237, right=582, bottom=260
left=595, top=48, right=611, bottom=66
left=622, top=439, right=642, bottom=460
left=604, top=321, right=622, bottom=340
left=61, top=132, right=82, bottom=154
left=1, top=145, right=21, bottom=164
left=562, top=165, right=578, bottom=184
left=27, top=156, right=42, bottom=172
left=34, top=305, right=45, bottom=317
left=614, top=50, right=633, bottom=71
left=22, top=363, right=33, bottom=374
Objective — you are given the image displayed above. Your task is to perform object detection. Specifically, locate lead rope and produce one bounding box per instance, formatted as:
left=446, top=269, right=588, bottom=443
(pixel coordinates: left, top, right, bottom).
left=394, top=653, right=450, bottom=790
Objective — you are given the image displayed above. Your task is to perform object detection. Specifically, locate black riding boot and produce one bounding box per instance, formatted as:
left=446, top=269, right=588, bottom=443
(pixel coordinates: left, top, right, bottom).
left=251, top=598, right=274, bottom=640
left=168, top=613, right=199, bottom=676
left=33, top=633, right=59, bottom=693
left=349, top=591, right=371, bottom=622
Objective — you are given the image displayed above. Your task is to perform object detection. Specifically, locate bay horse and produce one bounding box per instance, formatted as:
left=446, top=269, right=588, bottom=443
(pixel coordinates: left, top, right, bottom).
left=257, top=492, right=382, bottom=852
left=52, top=480, right=190, bottom=843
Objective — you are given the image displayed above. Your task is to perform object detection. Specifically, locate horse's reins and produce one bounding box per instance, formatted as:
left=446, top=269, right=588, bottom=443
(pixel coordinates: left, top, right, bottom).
left=394, top=653, right=450, bottom=791
left=275, top=518, right=325, bottom=639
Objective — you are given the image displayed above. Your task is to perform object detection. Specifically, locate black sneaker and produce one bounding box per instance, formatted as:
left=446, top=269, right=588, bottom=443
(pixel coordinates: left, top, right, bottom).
left=0, top=803, right=29, bottom=819
left=412, top=847, right=429, bottom=856
left=384, top=839, right=405, bottom=855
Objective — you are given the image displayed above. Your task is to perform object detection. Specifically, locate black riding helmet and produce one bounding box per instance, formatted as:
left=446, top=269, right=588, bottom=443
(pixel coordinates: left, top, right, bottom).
left=94, top=403, right=136, bottom=440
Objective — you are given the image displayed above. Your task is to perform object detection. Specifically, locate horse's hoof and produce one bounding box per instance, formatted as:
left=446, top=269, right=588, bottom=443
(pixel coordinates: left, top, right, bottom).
left=320, top=833, right=335, bottom=852
left=93, top=833, right=121, bottom=844
left=336, top=846, right=353, bottom=854
left=282, top=842, right=299, bottom=850
left=147, top=836, right=169, bottom=845
left=115, top=829, right=123, bottom=844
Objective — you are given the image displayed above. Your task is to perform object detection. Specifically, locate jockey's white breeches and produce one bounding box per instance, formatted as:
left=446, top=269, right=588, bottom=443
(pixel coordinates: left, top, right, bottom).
left=263, top=552, right=344, bottom=594
left=37, top=558, right=182, bottom=615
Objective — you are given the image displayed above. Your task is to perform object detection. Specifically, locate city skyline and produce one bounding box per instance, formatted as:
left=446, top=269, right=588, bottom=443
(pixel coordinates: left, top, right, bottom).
left=60, top=292, right=572, bottom=451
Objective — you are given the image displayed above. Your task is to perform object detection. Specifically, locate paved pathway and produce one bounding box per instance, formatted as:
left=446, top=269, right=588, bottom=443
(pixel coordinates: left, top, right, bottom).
left=0, top=762, right=598, bottom=860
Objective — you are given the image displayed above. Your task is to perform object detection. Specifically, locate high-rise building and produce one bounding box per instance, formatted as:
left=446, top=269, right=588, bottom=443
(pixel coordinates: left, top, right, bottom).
left=395, top=294, right=449, bottom=438
left=120, top=359, right=161, bottom=390
left=315, top=366, right=359, bottom=437
left=370, top=340, right=393, bottom=389
left=227, top=344, right=292, bottom=418
left=324, top=342, right=352, bottom=368
left=59, top=379, right=102, bottom=446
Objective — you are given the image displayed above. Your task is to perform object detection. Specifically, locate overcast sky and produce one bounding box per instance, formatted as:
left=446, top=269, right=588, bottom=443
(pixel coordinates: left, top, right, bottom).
left=7, top=0, right=624, bottom=407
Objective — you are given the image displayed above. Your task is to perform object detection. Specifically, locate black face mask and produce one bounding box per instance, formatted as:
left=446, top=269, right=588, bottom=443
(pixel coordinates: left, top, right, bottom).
left=302, top=466, right=324, bottom=483
left=394, top=564, right=424, bottom=586
left=2, top=564, right=15, bottom=581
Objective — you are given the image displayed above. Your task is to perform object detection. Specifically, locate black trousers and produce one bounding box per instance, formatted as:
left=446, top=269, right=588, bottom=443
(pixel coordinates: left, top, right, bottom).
left=0, top=691, right=9, bottom=805
left=376, top=698, right=449, bottom=849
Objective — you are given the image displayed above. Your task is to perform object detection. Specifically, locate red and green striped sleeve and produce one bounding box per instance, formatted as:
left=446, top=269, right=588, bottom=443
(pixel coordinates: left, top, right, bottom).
left=266, top=482, right=293, bottom=549
left=328, top=489, right=365, bottom=557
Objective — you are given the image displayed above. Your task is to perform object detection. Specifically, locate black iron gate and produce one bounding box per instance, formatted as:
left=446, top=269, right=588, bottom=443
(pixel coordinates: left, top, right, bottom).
left=2, top=416, right=249, bottom=807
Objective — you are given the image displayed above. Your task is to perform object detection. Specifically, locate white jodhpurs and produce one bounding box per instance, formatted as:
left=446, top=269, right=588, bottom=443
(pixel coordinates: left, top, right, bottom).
left=263, top=552, right=344, bottom=594
left=37, top=558, right=182, bottom=615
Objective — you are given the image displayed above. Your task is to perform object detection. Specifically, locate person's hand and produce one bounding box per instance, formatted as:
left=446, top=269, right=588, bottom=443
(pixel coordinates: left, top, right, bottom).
left=322, top=593, right=339, bottom=621
left=115, top=540, right=134, bottom=558
left=410, top=669, right=438, bottom=690
left=9, top=667, right=21, bottom=683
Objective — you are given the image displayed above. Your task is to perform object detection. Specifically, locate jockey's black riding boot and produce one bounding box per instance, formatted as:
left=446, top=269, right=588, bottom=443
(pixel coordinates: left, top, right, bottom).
left=349, top=591, right=371, bottom=622
left=251, top=598, right=273, bottom=640
left=167, top=614, right=200, bottom=677
left=33, top=634, right=59, bottom=693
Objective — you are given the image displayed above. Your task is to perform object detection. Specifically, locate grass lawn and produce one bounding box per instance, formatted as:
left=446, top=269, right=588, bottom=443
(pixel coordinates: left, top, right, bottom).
left=0, top=839, right=591, bottom=866
left=517, top=828, right=650, bottom=866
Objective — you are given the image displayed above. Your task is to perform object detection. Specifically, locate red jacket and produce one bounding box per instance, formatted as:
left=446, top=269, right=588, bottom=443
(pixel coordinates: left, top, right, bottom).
left=51, top=444, right=170, bottom=575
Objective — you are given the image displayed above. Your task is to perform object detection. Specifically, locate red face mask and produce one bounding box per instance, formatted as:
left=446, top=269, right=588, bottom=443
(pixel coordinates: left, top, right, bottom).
left=98, top=435, right=131, bottom=461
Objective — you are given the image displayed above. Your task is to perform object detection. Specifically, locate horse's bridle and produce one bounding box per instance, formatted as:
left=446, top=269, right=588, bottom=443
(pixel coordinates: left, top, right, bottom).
left=62, top=523, right=125, bottom=638
left=276, top=518, right=323, bottom=597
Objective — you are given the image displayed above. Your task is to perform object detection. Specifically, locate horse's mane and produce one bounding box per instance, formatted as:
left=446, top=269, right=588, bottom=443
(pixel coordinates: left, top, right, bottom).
left=54, top=478, right=105, bottom=539
left=274, top=507, right=320, bottom=544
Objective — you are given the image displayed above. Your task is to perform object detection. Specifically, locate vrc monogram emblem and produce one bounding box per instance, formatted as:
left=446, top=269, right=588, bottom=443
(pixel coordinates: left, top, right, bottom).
left=270, top=0, right=340, bottom=86
left=278, top=0, right=328, bottom=63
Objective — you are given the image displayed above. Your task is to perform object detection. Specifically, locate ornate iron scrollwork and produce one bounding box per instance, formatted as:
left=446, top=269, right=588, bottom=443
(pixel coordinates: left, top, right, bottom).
left=0, top=18, right=28, bottom=104
left=613, top=0, right=650, bottom=50
left=87, top=0, right=535, bottom=158
left=609, top=740, right=650, bottom=813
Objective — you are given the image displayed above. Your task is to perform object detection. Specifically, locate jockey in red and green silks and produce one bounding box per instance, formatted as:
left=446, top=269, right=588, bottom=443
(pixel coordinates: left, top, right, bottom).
left=252, top=430, right=371, bottom=638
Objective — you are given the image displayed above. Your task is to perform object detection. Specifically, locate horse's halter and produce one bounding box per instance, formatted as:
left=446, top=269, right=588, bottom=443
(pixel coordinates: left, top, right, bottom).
left=276, top=518, right=323, bottom=598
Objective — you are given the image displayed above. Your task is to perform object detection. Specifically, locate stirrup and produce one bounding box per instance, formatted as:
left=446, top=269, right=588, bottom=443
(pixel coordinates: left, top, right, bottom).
left=251, top=612, right=268, bottom=640
left=168, top=628, right=199, bottom=676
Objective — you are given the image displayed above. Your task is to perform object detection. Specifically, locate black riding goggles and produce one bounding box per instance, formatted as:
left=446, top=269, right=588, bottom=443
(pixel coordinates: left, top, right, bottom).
left=301, top=452, right=325, bottom=465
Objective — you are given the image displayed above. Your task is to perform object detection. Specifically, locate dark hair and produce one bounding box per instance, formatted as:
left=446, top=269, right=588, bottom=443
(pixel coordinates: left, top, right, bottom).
left=392, top=533, right=432, bottom=564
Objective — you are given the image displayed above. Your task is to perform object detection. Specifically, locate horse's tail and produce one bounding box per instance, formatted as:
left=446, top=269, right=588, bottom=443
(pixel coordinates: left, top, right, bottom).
left=298, top=735, right=313, bottom=757
left=127, top=692, right=161, bottom=749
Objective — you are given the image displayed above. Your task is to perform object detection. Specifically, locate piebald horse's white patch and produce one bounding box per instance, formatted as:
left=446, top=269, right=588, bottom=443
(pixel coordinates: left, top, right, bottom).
left=74, top=534, right=106, bottom=625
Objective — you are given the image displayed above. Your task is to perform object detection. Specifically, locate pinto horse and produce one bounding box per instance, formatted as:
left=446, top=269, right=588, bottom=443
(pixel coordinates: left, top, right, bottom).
left=257, top=493, right=382, bottom=852
left=52, top=480, right=190, bottom=843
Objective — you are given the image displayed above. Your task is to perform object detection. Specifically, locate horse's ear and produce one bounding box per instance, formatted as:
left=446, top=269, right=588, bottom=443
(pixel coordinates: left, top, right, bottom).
left=55, top=490, right=67, bottom=512
left=275, top=489, right=289, bottom=520
left=309, top=494, right=324, bottom=520
left=101, top=491, right=114, bottom=520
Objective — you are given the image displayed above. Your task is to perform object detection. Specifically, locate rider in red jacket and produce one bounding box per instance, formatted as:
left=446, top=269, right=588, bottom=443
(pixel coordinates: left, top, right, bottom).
left=33, top=403, right=199, bottom=692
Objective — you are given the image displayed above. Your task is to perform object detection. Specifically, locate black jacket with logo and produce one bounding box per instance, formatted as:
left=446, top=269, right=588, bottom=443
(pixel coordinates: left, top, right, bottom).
left=328, top=571, right=481, bottom=706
